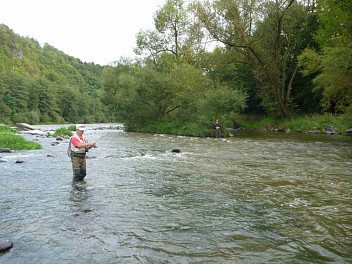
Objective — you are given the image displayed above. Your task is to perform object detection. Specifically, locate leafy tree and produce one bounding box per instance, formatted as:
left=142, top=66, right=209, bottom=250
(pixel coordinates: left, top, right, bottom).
left=0, top=24, right=108, bottom=124
left=0, top=76, right=12, bottom=123
left=199, top=48, right=260, bottom=113
left=101, top=61, right=134, bottom=120
left=298, top=0, right=352, bottom=113
left=135, top=0, right=205, bottom=64
left=102, top=52, right=247, bottom=131
left=57, top=85, right=81, bottom=123
left=192, top=0, right=316, bottom=118
left=0, top=72, right=29, bottom=115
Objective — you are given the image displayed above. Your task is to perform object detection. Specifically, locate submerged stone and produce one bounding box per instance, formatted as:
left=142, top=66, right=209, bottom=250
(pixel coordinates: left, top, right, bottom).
left=0, top=240, right=13, bottom=252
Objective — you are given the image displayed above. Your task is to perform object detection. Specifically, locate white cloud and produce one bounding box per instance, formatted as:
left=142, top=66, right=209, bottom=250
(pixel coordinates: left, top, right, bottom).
left=1, top=0, right=166, bottom=65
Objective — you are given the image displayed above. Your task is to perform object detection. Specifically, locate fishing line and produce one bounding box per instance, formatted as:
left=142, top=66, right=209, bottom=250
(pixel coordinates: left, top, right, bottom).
left=91, top=132, right=109, bottom=146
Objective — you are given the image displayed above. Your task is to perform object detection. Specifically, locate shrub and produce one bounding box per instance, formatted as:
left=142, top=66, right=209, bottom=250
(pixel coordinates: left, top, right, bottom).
left=67, top=125, right=77, bottom=131
left=0, top=124, right=15, bottom=133
left=53, top=127, right=73, bottom=137
left=0, top=125, right=41, bottom=150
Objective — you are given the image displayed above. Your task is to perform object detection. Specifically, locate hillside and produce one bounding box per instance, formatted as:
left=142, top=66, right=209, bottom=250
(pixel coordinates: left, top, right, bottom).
left=0, top=24, right=109, bottom=124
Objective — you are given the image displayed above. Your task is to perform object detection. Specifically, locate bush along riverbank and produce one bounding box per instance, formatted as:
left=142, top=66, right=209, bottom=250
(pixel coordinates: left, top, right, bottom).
left=235, top=113, right=352, bottom=136
left=133, top=114, right=352, bottom=137
left=0, top=124, right=41, bottom=152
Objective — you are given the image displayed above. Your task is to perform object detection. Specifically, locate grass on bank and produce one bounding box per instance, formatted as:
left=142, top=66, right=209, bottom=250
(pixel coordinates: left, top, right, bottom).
left=53, top=127, right=73, bottom=137
left=133, top=113, right=351, bottom=137
left=238, top=113, right=352, bottom=132
left=0, top=124, right=41, bottom=150
left=137, top=121, right=212, bottom=137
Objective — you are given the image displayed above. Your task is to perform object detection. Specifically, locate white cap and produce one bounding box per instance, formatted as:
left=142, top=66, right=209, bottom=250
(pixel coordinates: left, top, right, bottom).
left=76, top=124, right=86, bottom=131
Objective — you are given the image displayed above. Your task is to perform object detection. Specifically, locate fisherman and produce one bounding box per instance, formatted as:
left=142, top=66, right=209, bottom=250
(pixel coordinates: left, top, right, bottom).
left=69, top=124, right=96, bottom=182
left=214, top=119, right=222, bottom=138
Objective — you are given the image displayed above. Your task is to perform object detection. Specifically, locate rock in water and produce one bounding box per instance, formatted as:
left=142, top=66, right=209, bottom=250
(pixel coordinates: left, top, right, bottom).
left=0, top=240, right=13, bottom=252
left=16, top=123, right=36, bottom=130
left=171, top=149, right=181, bottom=153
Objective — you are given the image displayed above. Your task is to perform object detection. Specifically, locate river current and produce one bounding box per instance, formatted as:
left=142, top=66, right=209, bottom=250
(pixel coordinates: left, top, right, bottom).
left=0, top=124, right=351, bottom=263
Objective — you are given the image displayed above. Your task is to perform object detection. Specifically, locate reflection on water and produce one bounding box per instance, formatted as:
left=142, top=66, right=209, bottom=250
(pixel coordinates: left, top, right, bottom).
left=0, top=124, right=351, bottom=263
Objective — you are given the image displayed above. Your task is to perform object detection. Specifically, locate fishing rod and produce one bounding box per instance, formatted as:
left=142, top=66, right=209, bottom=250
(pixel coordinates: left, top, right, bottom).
left=94, top=132, right=109, bottom=143
left=89, top=132, right=109, bottom=148
left=66, top=132, right=109, bottom=157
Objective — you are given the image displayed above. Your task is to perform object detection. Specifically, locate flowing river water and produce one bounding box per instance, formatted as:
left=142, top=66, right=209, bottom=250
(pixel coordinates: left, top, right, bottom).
left=0, top=124, right=351, bottom=264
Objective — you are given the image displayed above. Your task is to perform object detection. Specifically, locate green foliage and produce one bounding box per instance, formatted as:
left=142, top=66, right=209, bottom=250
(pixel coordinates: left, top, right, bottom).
left=192, top=0, right=318, bottom=118
left=67, top=125, right=77, bottom=131
left=0, top=124, right=15, bottom=133
left=135, top=0, right=204, bottom=63
left=0, top=124, right=41, bottom=150
left=53, top=127, right=73, bottom=137
left=0, top=24, right=108, bottom=124
left=102, top=56, right=247, bottom=133
left=201, top=85, right=247, bottom=117
left=138, top=120, right=211, bottom=137
left=1, top=0, right=350, bottom=136
left=239, top=113, right=352, bottom=132
left=298, top=0, right=352, bottom=113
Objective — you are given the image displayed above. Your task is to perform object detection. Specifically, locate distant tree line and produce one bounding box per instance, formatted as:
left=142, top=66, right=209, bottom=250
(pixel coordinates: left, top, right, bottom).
left=101, top=0, right=351, bottom=130
left=1, top=0, right=351, bottom=131
left=0, top=24, right=107, bottom=124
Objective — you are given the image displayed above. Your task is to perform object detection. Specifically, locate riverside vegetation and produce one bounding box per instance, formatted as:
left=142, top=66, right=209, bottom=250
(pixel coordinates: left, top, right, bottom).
left=0, top=125, right=41, bottom=150
left=1, top=113, right=350, bottom=152
left=0, top=125, right=74, bottom=151
left=138, top=113, right=352, bottom=137
left=1, top=1, right=351, bottom=138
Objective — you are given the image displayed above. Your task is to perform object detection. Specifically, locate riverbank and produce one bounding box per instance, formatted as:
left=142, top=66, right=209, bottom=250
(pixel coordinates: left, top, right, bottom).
left=135, top=113, right=352, bottom=137
left=237, top=113, right=352, bottom=134
left=0, top=124, right=41, bottom=151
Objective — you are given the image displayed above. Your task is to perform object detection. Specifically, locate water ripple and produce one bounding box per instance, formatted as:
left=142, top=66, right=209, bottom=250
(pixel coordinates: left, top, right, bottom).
left=0, top=127, right=351, bottom=263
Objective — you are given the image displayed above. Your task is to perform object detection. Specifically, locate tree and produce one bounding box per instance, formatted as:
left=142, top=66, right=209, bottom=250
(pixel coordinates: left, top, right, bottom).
left=0, top=72, right=29, bottom=115
left=135, top=0, right=205, bottom=64
left=192, top=0, right=316, bottom=118
left=101, top=61, right=134, bottom=120
left=199, top=47, right=260, bottom=113
left=0, top=24, right=109, bottom=124
left=298, top=0, right=352, bottom=113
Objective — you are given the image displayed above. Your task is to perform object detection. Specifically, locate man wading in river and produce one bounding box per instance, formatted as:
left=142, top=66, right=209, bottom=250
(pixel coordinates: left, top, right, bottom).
left=68, top=124, right=96, bottom=182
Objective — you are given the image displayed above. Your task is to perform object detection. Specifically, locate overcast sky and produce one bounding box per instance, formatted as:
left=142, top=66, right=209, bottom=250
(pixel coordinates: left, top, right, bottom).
left=1, top=0, right=166, bottom=65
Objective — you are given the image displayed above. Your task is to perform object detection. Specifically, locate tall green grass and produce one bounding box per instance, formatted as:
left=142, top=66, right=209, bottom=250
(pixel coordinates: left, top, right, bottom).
left=136, top=114, right=351, bottom=137
left=0, top=124, right=41, bottom=150
left=138, top=121, right=211, bottom=137
left=238, top=113, right=352, bottom=132
left=53, top=127, right=73, bottom=137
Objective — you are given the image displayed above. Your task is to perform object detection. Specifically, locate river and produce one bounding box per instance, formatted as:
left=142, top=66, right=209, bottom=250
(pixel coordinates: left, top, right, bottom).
left=0, top=124, right=351, bottom=263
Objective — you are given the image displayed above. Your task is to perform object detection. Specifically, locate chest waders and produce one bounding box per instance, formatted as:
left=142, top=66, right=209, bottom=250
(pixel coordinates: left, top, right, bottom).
left=69, top=135, right=87, bottom=182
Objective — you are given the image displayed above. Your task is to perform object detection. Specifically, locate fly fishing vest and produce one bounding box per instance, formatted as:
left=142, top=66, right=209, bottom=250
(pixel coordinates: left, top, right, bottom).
left=68, top=134, right=87, bottom=157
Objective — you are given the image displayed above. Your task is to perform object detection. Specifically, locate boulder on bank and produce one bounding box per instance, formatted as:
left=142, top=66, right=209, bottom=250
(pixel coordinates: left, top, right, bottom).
left=0, top=148, right=11, bottom=153
left=20, top=129, right=47, bottom=136
left=16, top=123, right=36, bottom=130
left=307, top=127, right=321, bottom=134
left=345, top=128, right=352, bottom=136
left=324, top=125, right=340, bottom=134
left=16, top=123, right=46, bottom=136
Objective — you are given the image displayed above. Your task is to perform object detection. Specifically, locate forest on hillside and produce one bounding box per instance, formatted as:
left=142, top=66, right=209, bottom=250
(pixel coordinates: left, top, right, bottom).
left=1, top=0, right=351, bottom=131
left=0, top=24, right=107, bottom=124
